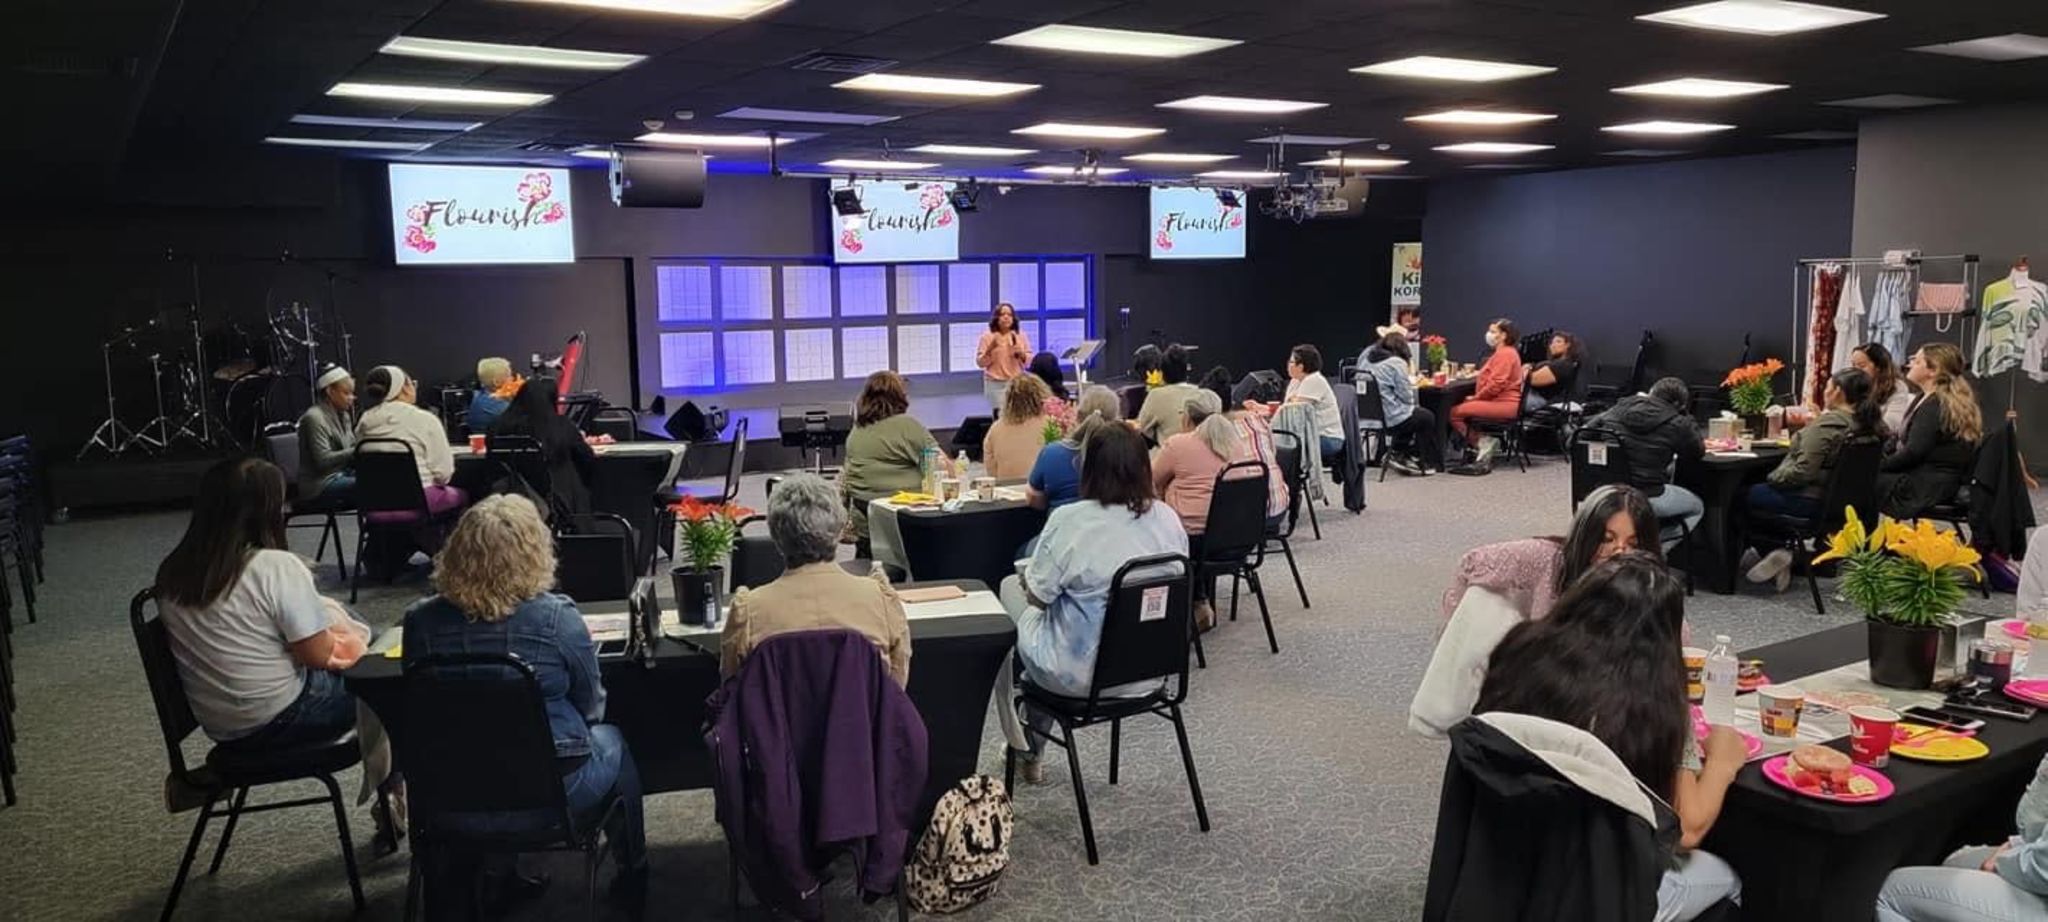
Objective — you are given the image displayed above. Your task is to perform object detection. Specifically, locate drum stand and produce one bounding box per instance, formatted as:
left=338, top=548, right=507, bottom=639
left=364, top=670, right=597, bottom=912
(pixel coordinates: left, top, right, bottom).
left=124, top=353, right=172, bottom=454
left=77, top=342, right=139, bottom=460
left=168, top=309, right=224, bottom=448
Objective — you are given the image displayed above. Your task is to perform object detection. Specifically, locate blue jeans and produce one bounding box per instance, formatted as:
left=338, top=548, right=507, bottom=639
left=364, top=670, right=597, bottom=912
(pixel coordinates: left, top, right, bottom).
left=1877, top=843, right=2048, bottom=922
left=1651, top=485, right=1706, bottom=546
left=1319, top=435, right=1344, bottom=465
left=218, top=669, right=356, bottom=752
left=312, top=472, right=356, bottom=503
left=1747, top=482, right=1820, bottom=520
left=1658, top=849, right=1742, bottom=921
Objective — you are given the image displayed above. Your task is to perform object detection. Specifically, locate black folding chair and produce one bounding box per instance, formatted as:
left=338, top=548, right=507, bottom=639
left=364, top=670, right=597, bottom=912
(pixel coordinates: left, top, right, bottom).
left=130, top=590, right=365, bottom=920
left=1356, top=376, right=1392, bottom=482
left=351, top=439, right=459, bottom=603
left=657, top=416, right=749, bottom=569
left=556, top=512, right=639, bottom=604
left=1272, top=428, right=1320, bottom=541
left=1745, top=436, right=1885, bottom=614
left=1004, top=553, right=1209, bottom=865
left=1570, top=429, right=1695, bottom=596
left=0, top=436, right=45, bottom=586
left=1192, top=461, right=1282, bottom=669
left=397, top=653, right=626, bottom=922
left=1262, top=431, right=1312, bottom=610
left=1468, top=368, right=1538, bottom=472
left=264, top=429, right=351, bottom=581
left=0, top=487, right=34, bottom=624
left=729, top=515, right=787, bottom=592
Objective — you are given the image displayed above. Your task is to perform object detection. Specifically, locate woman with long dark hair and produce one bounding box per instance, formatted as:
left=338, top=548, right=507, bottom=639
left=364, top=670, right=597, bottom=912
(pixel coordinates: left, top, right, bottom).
left=976, top=302, right=1032, bottom=411
left=1526, top=331, right=1584, bottom=409
left=1476, top=554, right=1746, bottom=921
left=155, top=457, right=367, bottom=751
left=1746, top=367, right=1881, bottom=587
left=1851, top=342, right=1913, bottom=435
left=489, top=376, right=598, bottom=515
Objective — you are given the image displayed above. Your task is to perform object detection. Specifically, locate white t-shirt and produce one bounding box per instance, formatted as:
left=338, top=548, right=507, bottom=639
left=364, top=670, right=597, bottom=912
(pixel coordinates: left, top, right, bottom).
left=159, top=549, right=330, bottom=740
left=1286, top=371, right=1344, bottom=440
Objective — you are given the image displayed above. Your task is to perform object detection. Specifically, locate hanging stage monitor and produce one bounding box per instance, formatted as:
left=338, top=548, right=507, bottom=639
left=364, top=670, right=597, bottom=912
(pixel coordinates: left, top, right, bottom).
left=830, top=180, right=960, bottom=264
left=388, top=164, right=575, bottom=265
left=1149, top=186, right=1246, bottom=260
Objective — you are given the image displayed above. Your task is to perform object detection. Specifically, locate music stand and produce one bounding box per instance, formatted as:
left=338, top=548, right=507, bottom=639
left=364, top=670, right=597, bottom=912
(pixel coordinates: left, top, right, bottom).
left=777, top=403, right=853, bottom=475
left=1062, top=339, right=1106, bottom=386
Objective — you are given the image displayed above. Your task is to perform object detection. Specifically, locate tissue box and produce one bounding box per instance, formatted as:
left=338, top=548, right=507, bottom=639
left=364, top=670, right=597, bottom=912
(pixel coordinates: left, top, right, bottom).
left=1706, top=418, right=1738, bottom=441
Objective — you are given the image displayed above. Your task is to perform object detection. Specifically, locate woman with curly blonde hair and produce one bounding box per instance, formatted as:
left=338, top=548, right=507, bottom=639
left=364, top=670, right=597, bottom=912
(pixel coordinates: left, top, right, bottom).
left=401, top=494, right=647, bottom=887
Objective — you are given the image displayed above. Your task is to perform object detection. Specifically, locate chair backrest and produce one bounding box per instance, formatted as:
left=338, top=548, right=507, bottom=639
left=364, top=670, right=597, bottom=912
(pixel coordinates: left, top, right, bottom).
left=1117, top=384, right=1147, bottom=422
left=557, top=512, right=638, bottom=602
left=1569, top=429, right=1637, bottom=507
left=729, top=515, right=787, bottom=591
left=488, top=432, right=552, bottom=492
left=129, top=589, right=201, bottom=782
left=1270, top=428, right=1305, bottom=538
left=1201, top=461, right=1271, bottom=563
left=1817, top=436, right=1886, bottom=535
left=721, top=416, right=750, bottom=504
left=1336, top=357, right=1360, bottom=385
left=353, top=438, right=430, bottom=514
left=1086, top=553, right=1193, bottom=706
left=399, top=653, right=580, bottom=836
left=1356, top=374, right=1387, bottom=425
left=588, top=406, right=639, bottom=443
left=265, top=430, right=302, bottom=485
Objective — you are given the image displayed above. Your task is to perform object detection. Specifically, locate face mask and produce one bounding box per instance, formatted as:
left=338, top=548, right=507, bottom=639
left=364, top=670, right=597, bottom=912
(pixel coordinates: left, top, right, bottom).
left=1484, top=331, right=1501, bottom=348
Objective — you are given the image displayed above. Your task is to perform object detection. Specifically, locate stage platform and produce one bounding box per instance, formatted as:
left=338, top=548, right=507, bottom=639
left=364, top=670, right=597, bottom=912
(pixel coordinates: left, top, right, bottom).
left=49, top=451, right=235, bottom=516
left=637, top=387, right=998, bottom=478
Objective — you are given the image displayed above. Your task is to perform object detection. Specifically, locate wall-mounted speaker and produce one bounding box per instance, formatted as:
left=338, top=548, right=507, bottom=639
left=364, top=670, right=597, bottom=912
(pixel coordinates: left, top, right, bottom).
left=609, top=145, right=707, bottom=208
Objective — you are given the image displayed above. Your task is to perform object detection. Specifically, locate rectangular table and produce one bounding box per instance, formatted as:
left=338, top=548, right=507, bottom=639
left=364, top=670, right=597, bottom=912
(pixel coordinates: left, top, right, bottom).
left=1704, top=618, right=2048, bottom=921
left=1673, top=446, right=1787, bottom=594
left=343, top=579, right=1016, bottom=827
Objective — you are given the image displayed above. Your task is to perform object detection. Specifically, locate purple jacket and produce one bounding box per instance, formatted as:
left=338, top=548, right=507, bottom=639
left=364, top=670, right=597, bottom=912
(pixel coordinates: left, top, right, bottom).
left=706, top=629, right=929, bottom=918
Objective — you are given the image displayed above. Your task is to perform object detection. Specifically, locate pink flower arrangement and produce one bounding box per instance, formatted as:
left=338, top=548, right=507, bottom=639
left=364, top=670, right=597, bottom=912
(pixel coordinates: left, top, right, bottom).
left=515, top=171, right=553, bottom=204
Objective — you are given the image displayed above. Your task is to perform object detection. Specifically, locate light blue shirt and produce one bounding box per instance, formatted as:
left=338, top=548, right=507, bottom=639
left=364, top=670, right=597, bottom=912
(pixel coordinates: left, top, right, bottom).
left=1367, top=356, right=1417, bottom=428
left=1016, top=499, right=1187, bottom=698
left=1999, top=752, right=2048, bottom=894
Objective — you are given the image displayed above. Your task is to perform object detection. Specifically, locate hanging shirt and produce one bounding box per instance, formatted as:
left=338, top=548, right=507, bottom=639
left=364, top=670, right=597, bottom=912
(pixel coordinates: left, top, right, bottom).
left=1830, top=265, right=1867, bottom=381
left=1805, top=264, right=1847, bottom=405
left=1867, top=268, right=1914, bottom=367
left=1978, top=272, right=2048, bottom=380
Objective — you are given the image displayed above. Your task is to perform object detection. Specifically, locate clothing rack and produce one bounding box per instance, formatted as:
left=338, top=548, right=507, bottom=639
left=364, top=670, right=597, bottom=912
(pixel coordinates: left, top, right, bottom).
left=1790, top=254, right=1980, bottom=405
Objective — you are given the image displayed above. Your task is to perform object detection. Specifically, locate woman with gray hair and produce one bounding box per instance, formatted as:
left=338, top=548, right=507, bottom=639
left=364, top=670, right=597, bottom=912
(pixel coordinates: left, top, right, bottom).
left=1026, top=384, right=1121, bottom=511
left=1152, top=389, right=1261, bottom=627
left=722, top=473, right=911, bottom=686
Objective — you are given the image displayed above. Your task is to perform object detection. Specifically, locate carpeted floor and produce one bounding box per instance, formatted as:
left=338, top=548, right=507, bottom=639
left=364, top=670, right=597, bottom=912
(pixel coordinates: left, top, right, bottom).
left=0, top=459, right=1938, bottom=920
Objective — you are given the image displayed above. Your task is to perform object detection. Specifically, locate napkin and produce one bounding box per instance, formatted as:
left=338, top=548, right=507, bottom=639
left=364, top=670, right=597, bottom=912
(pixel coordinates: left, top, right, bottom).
left=886, top=491, right=937, bottom=505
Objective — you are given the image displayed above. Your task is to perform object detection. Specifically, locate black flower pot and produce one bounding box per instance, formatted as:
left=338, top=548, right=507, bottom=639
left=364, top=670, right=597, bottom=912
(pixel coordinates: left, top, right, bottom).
left=673, top=565, right=725, bottom=627
left=1867, top=618, right=1941, bottom=690
left=1740, top=412, right=1770, bottom=439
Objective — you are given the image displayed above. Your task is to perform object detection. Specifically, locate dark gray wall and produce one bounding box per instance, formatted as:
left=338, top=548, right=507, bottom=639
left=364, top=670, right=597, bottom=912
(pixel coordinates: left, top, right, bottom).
left=1853, top=103, right=2048, bottom=461
left=1421, top=148, right=1856, bottom=384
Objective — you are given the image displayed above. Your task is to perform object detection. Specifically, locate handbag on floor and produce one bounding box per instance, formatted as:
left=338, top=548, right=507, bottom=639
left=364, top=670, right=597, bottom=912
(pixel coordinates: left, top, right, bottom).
left=907, top=776, right=1013, bottom=913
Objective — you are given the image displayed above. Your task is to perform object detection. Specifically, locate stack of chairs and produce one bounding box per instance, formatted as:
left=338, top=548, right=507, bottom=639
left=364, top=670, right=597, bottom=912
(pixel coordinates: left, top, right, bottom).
left=0, top=434, right=47, bottom=806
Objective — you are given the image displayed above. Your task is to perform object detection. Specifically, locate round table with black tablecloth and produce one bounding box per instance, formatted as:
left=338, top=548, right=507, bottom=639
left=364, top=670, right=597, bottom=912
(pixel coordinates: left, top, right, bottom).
left=869, top=496, right=1047, bottom=591
left=452, top=441, right=686, bottom=571
left=1416, top=378, right=1476, bottom=470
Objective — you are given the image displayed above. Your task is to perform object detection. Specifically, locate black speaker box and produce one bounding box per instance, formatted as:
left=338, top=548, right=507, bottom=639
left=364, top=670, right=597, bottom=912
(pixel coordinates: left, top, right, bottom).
left=609, top=146, right=707, bottom=208
left=1232, top=370, right=1285, bottom=406
left=664, top=400, right=727, bottom=442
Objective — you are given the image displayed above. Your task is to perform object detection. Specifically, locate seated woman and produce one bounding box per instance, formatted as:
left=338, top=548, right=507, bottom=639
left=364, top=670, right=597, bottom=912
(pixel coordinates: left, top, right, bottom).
left=1153, top=389, right=1263, bottom=628
left=1876, top=748, right=2048, bottom=921
left=1450, top=317, right=1526, bottom=465
left=1745, top=367, right=1880, bottom=588
left=1878, top=343, right=1981, bottom=519
left=1136, top=344, right=1203, bottom=445
left=1852, top=342, right=1915, bottom=436
left=156, top=457, right=368, bottom=754
left=1363, top=332, right=1442, bottom=474
left=297, top=366, right=358, bottom=503
left=1268, top=343, right=1345, bottom=465
left=1526, top=331, right=1582, bottom=410
left=1584, top=377, right=1707, bottom=543
left=1027, top=384, right=1119, bottom=512
left=1003, top=423, right=1188, bottom=783
left=489, top=376, right=598, bottom=517
left=402, top=495, right=646, bottom=885
left=722, top=473, right=910, bottom=687
left=1027, top=351, right=1073, bottom=427
left=1412, top=485, right=1662, bottom=738
left=841, top=370, right=946, bottom=551
left=1476, top=555, right=1746, bottom=922
left=466, top=357, right=517, bottom=433
left=983, top=373, right=1053, bottom=479
left=355, top=365, right=466, bottom=514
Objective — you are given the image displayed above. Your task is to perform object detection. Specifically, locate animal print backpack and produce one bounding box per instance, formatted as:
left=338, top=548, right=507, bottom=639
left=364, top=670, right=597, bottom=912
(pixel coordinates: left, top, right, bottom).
left=906, top=775, right=1013, bottom=913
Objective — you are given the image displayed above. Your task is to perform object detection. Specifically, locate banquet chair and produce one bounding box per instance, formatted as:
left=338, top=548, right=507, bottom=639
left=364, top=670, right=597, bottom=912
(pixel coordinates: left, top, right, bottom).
left=556, top=512, right=639, bottom=604
left=485, top=433, right=556, bottom=518
left=1744, top=436, right=1884, bottom=614
left=1911, top=475, right=1991, bottom=600
left=397, top=653, right=625, bottom=922
left=1467, top=368, right=1538, bottom=473
left=1354, top=375, right=1391, bottom=482
left=657, top=417, right=749, bottom=568
left=1005, top=553, right=1207, bottom=865
left=263, top=429, right=351, bottom=582
left=729, top=516, right=787, bottom=592
left=1262, top=432, right=1312, bottom=610
left=0, top=486, right=35, bottom=623
left=0, top=437, right=44, bottom=585
left=1569, top=430, right=1694, bottom=596
left=130, top=590, right=365, bottom=920
left=1192, top=462, right=1283, bottom=669
left=350, top=440, right=460, bottom=603
left=1271, top=429, right=1320, bottom=541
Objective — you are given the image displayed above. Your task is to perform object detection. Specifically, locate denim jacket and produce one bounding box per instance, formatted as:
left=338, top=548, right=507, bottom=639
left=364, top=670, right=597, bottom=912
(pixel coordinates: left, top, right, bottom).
left=402, top=591, right=606, bottom=758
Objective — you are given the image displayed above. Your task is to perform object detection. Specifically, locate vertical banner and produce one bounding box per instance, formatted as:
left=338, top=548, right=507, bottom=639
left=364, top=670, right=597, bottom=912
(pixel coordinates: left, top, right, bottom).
left=1391, top=242, right=1423, bottom=311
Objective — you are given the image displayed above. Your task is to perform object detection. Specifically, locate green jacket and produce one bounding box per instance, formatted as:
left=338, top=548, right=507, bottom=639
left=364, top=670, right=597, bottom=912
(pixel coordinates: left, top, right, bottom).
left=1767, top=408, right=1854, bottom=496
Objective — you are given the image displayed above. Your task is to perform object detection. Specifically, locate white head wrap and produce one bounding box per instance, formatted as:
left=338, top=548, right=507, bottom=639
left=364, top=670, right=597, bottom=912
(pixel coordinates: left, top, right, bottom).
left=375, top=365, right=411, bottom=396
left=315, top=366, right=352, bottom=390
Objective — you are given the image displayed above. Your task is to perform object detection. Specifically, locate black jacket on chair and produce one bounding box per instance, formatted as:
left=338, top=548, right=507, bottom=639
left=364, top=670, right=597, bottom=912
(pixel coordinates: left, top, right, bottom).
left=1424, top=713, right=1672, bottom=922
left=1584, top=395, right=1704, bottom=496
left=1968, top=419, right=2035, bottom=557
left=1878, top=396, right=1977, bottom=519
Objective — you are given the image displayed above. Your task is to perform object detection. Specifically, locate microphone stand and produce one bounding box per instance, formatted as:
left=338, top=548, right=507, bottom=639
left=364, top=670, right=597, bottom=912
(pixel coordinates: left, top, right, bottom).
left=77, top=325, right=148, bottom=460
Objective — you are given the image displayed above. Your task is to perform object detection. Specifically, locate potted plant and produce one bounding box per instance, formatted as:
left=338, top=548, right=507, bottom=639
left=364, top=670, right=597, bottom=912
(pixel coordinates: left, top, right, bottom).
left=670, top=496, right=754, bottom=626
left=1721, top=358, right=1784, bottom=436
left=1422, top=335, right=1449, bottom=374
left=1817, top=510, right=1983, bottom=689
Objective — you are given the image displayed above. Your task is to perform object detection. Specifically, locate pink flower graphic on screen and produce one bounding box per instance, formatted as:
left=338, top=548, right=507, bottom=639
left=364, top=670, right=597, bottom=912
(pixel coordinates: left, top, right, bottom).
left=1228, top=211, right=1244, bottom=229
left=405, top=203, right=429, bottom=223
left=516, top=171, right=554, bottom=204
left=403, top=225, right=437, bottom=254
left=839, top=229, right=864, bottom=254
left=935, top=208, right=953, bottom=228
left=918, top=184, right=946, bottom=212
left=538, top=201, right=566, bottom=224
left=1155, top=230, right=1173, bottom=251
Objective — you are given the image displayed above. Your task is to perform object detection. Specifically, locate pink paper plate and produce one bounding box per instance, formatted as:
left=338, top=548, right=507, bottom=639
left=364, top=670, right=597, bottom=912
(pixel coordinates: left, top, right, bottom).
left=2000, top=620, right=2033, bottom=640
left=2006, top=679, right=2048, bottom=708
left=1690, top=707, right=1766, bottom=759
left=1760, top=755, right=1895, bottom=804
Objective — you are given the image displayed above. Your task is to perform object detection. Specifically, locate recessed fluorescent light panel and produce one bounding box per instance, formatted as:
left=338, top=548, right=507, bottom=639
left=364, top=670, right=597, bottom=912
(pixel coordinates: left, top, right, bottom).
left=1025, top=165, right=1129, bottom=176
left=1603, top=120, right=1735, bottom=135
left=991, top=24, right=1240, bottom=58
left=1911, top=33, right=2048, bottom=61
left=505, top=0, right=788, bottom=18
left=1605, top=149, right=1692, bottom=157
left=1300, top=157, right=1410, bottom=169
left=327, top=82, right=553, bottom=107
left=718, top=106, right=898, bottom=125
left=378, top=36, right=645, bottom=70
left=290, top=114, right=483, bottom=132
left=1196, top=170, right=1285, bottom=179
left=834, top=73, right=1039, bottom=97
left=1123, top=153, right=1236, bottom=164
left=1351, top=55, right=1555, bottom=82
left=1613, top=77, right=1788, bottom=98
left=1435, top=141, right=1554, bottom=154
left=1822, top=94, right=1957, bottom=109
left=1013, top=122, right=1165, bottom=140
left=1248, top=134, right=1368, bottom=146
left=636, top=131, right=795, bottom=147
left=1406, top=109, right=1555, bottom=126
left=1158, top=95, right=1326, bottom=115
left=265, top=136, right=433, bottom=151
left=1637, top=1, right=1884, bottom=36
left=907, top=144, right=1036, bottom=156
left=819, top=159, right=938, bottom=170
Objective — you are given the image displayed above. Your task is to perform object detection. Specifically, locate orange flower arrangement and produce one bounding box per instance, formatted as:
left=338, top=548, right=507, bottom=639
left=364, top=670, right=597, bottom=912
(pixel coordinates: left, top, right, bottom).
left=1721, top=358, right=1784, bottom=415
left=669, top=496, right=756, bottom=572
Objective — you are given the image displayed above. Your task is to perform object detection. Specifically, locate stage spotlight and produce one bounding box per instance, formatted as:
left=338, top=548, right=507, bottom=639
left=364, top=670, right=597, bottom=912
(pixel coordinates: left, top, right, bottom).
left=1215, top=189, right=1241, bottom=207
left=830, top=186, right=865, bottom=216
left=950, top=180, right=981, bottom=212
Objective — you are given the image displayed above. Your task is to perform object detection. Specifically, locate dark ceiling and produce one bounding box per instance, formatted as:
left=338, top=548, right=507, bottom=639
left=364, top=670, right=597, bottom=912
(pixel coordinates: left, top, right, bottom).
left=15, top=0, right=2048, bottom=190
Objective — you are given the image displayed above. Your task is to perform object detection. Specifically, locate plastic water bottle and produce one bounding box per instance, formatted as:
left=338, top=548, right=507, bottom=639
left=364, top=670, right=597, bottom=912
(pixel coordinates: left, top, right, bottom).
left=955, top=449, right=971, bottom=479
left=1703, top=634, right=1738, bottom=726
left=920, top=445, right=940, bottom=495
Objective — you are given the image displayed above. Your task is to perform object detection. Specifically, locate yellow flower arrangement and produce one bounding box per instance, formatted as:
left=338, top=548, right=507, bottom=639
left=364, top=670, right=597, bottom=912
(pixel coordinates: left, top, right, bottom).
left=1815, top=508, right=1980, bottom=628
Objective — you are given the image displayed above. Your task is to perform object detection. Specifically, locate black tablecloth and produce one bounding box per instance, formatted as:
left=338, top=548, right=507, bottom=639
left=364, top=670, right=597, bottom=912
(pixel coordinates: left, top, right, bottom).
left=895, top=501, right=1047, bottom=591
left=453, top=444, right=683, bottom=570
left=1673, top=447, right=1786, bottom=594
left=342, top=580, right=1016, bottom=825
left=1703, top=622, right=2048, bottom=921
left=1416, top=379, right=1476, bottom=470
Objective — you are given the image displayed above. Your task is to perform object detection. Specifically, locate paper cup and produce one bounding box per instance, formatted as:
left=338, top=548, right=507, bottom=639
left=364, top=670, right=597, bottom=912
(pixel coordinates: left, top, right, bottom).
left=973, top=476, right=996, bottom=502
left=939, top=477, right=961, bottom=503
left=1758, top=685, right=1805, bottom=739
left=468, top=434, right=487, bottom=455
left=1683, top=647, right=1708, bottom=705
left=1848, top=706, right=1900, bottom=767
